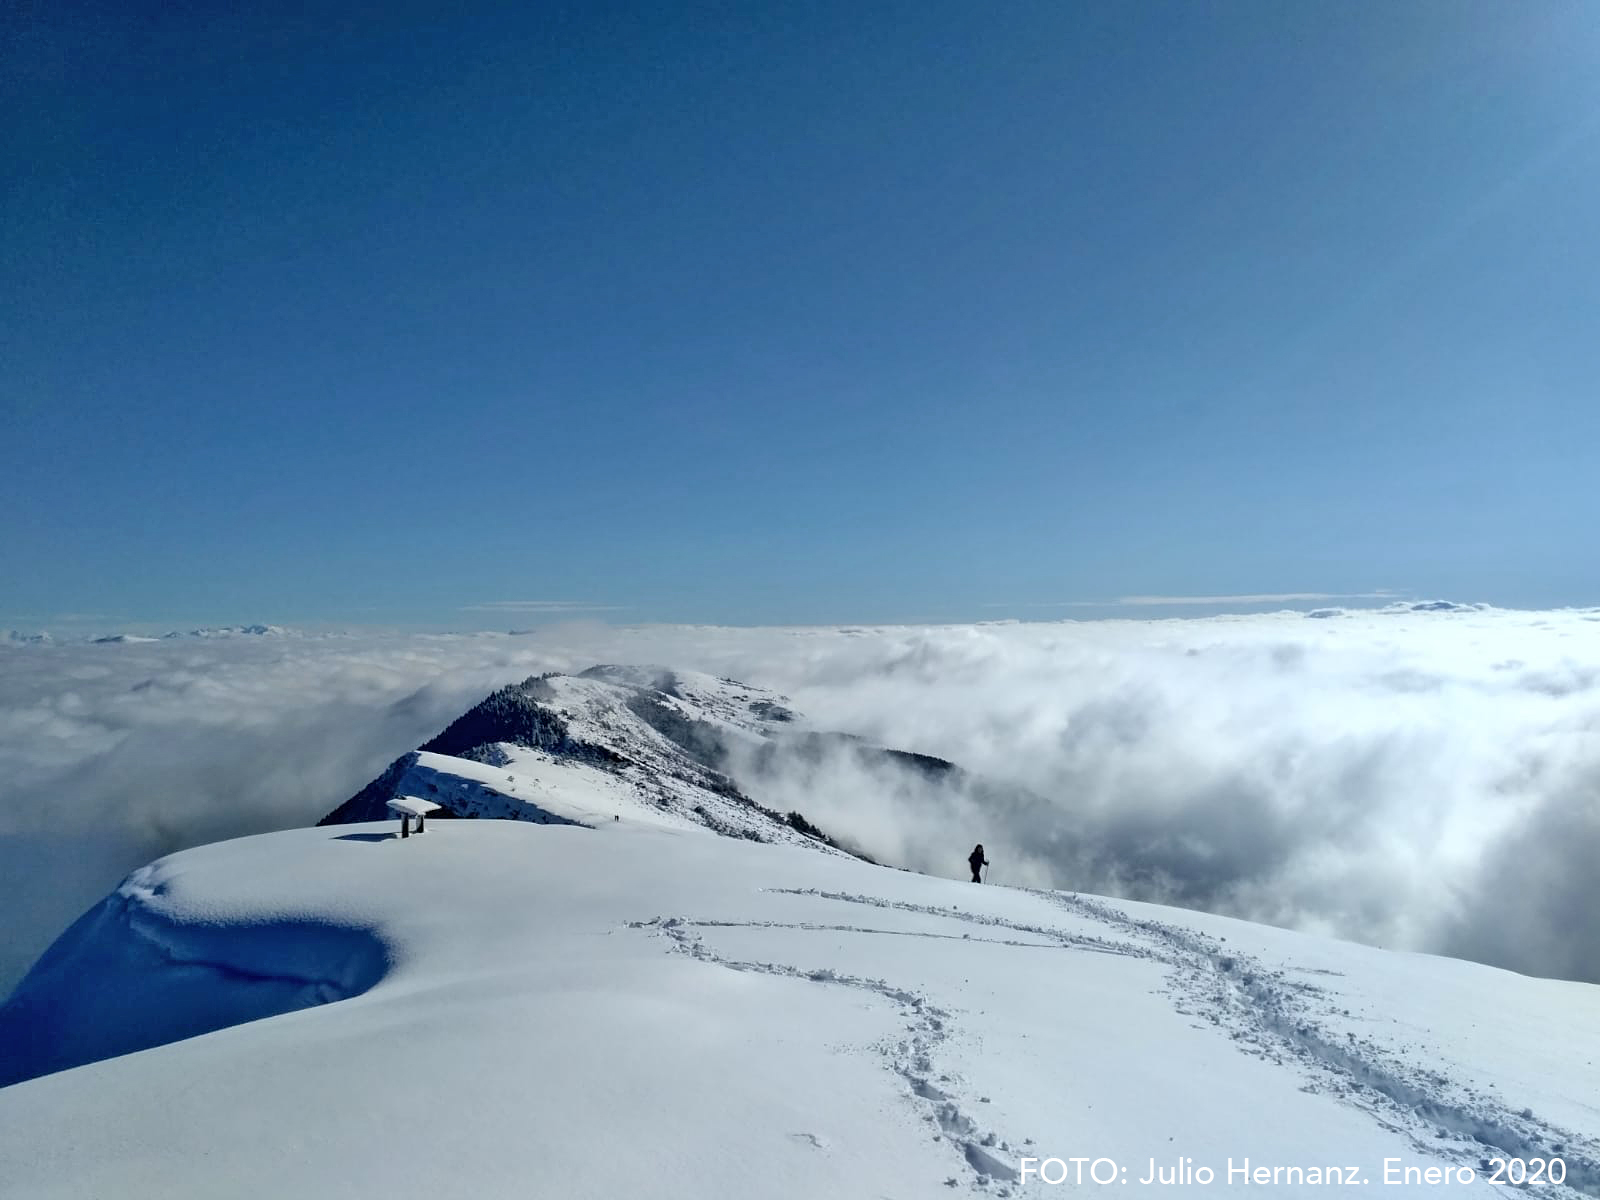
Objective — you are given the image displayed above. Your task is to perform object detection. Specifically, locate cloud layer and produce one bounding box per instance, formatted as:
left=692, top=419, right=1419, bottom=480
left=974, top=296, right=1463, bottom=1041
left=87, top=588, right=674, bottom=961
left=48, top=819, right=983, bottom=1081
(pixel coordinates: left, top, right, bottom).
left=2, top=607, right=1597, bottom=994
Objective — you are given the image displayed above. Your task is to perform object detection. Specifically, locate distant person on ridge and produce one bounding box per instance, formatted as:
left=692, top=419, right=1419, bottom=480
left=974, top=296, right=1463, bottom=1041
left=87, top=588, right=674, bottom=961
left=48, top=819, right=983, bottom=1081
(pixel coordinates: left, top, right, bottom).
left=968, top=843, right=988, bottom=883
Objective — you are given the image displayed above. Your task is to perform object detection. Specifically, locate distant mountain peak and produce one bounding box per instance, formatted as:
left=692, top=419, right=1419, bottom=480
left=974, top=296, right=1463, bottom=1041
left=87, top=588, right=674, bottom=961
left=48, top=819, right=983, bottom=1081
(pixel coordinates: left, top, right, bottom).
left=161, top=624, right=290, bottom=639
left=1, top=630, right=53, bottom=645
left=318, top=667, right=874, bottom=860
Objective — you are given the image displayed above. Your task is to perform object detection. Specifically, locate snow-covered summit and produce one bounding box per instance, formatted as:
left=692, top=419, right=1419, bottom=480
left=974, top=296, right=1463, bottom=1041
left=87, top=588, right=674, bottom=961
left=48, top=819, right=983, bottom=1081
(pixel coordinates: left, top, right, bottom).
left=2, top=817, right=1596, bottom=1198
left=319, top=667, right=876, bottom=854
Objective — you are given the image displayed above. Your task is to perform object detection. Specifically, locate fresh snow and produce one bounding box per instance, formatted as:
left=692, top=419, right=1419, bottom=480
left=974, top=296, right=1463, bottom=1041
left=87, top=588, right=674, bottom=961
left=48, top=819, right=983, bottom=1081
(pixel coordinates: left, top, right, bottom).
left=385, top=794, right=442, bottom=818
left=2, top=816, right=1596, bottom=1199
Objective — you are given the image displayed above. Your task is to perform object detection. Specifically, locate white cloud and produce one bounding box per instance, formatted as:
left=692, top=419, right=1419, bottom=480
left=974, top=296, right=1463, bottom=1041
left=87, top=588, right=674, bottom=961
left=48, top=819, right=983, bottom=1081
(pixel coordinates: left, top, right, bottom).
left=2, top=606, right=1598, bottom=995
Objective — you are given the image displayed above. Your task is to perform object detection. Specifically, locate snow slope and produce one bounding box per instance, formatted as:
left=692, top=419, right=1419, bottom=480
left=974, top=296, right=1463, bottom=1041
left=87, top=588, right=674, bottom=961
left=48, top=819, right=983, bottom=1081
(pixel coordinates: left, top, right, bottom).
left=2, top=817, right=1596, bottom=1199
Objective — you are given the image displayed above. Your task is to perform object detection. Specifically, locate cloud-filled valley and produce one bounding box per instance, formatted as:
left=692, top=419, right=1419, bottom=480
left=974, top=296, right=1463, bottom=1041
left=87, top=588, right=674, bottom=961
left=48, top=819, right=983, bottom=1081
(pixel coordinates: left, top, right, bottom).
left=2, top=607, right=1597, bottom=995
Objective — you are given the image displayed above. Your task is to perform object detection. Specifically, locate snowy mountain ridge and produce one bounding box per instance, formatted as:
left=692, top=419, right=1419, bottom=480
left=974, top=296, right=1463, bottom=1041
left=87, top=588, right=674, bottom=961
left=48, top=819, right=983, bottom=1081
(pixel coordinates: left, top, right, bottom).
left=319, top=665, right=908, bottom=856
left=2, top=664, right=1598, bottom=1198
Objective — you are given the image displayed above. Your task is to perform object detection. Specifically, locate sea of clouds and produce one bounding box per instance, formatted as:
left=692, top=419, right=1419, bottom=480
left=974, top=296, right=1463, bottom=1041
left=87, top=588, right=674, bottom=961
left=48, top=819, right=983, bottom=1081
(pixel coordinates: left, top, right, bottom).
left=2, top=607, right=1598, bottom=995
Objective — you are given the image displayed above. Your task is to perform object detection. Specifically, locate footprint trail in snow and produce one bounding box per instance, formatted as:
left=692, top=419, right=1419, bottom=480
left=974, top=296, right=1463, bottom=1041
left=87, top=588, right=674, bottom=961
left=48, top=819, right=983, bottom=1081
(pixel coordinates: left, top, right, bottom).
left=633, top=885, right=1600, bottom=1199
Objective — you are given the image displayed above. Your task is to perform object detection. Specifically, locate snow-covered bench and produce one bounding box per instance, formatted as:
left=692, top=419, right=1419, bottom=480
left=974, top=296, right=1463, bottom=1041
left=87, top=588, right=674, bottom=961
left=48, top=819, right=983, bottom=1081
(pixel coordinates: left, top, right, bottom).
left=386, top=796, right=441, bottom=839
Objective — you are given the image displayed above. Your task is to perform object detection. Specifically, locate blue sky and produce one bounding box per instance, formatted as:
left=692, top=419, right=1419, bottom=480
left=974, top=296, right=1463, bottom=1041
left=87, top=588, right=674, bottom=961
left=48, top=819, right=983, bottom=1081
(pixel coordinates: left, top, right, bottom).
left=4, top=1, right=1597, bottom=632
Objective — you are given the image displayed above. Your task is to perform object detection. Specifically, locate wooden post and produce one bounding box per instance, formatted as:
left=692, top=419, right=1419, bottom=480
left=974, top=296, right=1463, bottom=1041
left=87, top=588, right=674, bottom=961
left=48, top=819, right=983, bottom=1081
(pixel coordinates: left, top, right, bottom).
left=400, top=814, right=411, bottom=839
left=417, top=813, right=426, bottom=834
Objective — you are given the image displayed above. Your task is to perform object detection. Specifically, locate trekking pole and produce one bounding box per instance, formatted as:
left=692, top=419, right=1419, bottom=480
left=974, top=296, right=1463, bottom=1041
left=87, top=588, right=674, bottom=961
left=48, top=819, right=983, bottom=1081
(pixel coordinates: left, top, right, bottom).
left=983, top=861, right=990, bottom=883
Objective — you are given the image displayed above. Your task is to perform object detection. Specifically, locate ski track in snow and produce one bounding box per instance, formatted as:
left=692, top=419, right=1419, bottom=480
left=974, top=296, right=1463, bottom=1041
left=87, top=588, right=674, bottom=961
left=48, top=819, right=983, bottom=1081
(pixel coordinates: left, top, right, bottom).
left=632, top=888, right=1600, bottom=1200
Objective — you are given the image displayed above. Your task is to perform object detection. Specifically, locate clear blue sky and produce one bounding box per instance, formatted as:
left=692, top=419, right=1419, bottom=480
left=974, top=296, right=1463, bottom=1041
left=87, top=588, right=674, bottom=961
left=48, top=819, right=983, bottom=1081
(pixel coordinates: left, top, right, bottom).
left=4, top=1, right=1597, bottom=631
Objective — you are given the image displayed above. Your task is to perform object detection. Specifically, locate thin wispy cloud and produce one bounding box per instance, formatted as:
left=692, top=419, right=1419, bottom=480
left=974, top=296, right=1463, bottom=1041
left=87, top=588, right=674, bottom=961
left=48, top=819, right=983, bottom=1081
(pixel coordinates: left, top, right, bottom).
left=986, top=591, right=1400, bottom=609
left=1113, top=591, right=1400, bottom=607
left=0, top=613, right=120, bottom=625
left=459, top=601, right=628, bottom=613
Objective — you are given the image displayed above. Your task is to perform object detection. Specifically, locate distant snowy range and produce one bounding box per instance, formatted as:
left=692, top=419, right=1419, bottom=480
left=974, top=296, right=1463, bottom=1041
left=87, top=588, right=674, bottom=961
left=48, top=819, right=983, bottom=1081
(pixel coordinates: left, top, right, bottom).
left=2, top=607, right=1598, bottom=1197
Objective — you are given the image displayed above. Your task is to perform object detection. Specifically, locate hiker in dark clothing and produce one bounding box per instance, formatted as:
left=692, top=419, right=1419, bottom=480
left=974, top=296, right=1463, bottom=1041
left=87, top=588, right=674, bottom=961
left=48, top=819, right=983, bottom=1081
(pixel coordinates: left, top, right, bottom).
left=968, top=843, right=988, bottom=883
